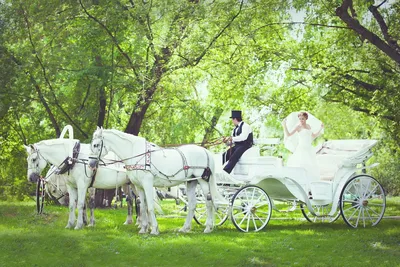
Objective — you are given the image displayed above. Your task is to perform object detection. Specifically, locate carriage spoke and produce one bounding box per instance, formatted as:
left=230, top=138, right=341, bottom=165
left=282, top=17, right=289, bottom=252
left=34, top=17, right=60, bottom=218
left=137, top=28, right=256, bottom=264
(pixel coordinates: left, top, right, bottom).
left=253, top=213, right=266, bottom=225
left=346, top=205, right=361, bottom=222
left=343, top=203, right=360, bottom=212
left=245, top=213, right=251, bottom=232
left=361, top=179, right=371, bottom=199
left=365, top=208, right=374, bottom=224
left=365, top=184, right=380, bottom=199
left=342, top=199, right=359, bottom=205
left=251, top=214, right=259, bottom=231
left=354, top=206, right=362, bottom=228
left=251, top=187, right=256, bottom=203
left=238, top=212, right=250, bottom=226
left=367, top=206, right=381, bottom=216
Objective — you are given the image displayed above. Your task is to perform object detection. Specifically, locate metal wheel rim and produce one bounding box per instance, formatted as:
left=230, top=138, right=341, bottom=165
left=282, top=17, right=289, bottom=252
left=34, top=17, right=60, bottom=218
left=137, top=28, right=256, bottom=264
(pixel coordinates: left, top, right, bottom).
left=300, top=203, right=340, bottom=223
left=340, top=175, right=386, bottom=228
left=230, top=185, right=272, bottom=232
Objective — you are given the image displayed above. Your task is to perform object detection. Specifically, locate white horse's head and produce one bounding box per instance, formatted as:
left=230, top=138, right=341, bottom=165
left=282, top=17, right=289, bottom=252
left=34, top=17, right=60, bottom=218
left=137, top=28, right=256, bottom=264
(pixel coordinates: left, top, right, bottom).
left=24, top=144, right=47, bottom=182
left=89, top=126, right=109, bottom=168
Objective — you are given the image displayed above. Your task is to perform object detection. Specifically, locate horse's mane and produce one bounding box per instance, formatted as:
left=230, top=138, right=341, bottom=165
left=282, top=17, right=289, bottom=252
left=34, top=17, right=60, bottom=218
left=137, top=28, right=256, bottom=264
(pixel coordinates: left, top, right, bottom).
left=102, top=129, right=146, bottom=144
left=37, top=138, right=79, bottom=147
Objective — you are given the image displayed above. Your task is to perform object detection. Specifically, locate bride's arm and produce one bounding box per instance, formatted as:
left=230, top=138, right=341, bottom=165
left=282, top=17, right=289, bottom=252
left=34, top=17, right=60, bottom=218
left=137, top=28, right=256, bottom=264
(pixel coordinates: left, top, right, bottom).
left=282, top=119, right=298, bottom=137
left=312, top=123, right=324, bottom=139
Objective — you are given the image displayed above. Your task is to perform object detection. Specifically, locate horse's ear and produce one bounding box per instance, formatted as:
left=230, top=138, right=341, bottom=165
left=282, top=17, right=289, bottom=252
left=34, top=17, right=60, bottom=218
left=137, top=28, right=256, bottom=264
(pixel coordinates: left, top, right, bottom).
left=24, top=144, right=34, bottom=153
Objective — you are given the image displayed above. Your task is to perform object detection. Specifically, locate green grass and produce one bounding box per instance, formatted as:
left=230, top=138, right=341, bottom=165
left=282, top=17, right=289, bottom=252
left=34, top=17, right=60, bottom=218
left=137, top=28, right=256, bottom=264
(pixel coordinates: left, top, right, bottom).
left=0, top=198, right=399, bottom=267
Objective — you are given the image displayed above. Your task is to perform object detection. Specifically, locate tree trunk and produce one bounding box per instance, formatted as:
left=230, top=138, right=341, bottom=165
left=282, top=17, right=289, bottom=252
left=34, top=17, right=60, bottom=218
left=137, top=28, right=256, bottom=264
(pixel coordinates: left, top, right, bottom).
left=201, top=107, right=223, bottom=147
left=30, top=77, right=61, bottom=136
left=94, top=55, right=107, bottom=127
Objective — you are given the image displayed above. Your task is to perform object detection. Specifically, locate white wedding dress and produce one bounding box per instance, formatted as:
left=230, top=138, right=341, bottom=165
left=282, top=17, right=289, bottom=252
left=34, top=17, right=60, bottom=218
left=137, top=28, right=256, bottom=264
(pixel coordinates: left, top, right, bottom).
left=287, top=129, right=320, bottom=182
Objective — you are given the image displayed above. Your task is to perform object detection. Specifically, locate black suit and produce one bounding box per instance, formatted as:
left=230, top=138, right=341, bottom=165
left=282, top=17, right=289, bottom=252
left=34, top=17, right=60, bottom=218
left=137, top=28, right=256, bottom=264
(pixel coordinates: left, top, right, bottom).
left=223, top=121, right=253, bottom=174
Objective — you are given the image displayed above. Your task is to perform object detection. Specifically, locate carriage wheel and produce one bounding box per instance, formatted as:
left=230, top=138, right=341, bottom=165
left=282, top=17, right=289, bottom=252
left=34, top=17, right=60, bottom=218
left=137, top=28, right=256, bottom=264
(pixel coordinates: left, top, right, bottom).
left=193, top=186, right=229, bottom=226
left=194, top=202, right=229, bottom=226
left=340, top=175, right=386, bottom=228
left=36, top=179, right=46, bottom=214
left=300, top=203, right=340, bottom=223
left=230, top=185, right=272, bottom=232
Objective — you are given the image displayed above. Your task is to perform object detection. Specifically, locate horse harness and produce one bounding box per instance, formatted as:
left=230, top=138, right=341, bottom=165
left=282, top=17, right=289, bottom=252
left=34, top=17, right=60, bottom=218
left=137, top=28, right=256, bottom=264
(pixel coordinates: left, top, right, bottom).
left=56, top=141, right=81, bottom=175
left=124, top=142, right=212, bottom=182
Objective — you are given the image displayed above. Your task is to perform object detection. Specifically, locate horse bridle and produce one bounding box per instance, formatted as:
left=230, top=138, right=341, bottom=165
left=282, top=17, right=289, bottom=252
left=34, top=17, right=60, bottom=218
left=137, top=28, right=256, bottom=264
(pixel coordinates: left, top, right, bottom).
left=90, top=136, right=107, bottom=166
left=28, top=146, right=45, bottom=175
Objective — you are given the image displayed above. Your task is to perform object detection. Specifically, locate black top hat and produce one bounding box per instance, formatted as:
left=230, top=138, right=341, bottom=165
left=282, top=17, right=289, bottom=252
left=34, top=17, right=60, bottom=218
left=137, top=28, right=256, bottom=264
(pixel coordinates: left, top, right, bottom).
left=230, top=110, right=242, bottom=119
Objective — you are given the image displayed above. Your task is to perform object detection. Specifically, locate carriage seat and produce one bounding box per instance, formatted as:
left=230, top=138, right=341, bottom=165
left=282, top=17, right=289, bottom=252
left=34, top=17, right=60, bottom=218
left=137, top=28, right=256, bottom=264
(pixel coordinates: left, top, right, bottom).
left=316, top=154, right=347, bottom=181
left=233, top=146, right=282, bottom=178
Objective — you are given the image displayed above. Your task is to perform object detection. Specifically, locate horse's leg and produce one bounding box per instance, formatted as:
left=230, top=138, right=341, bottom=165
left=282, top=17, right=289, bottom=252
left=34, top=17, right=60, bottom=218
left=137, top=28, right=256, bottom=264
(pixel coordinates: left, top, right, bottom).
left=179, top=180, right=197, bottom=233
left=65, top=185, right=77, bottom=229
left=88, top=187, right=96, bottom=227
left=131, top=185, right=142, bottom=227
left=198, top=179, right=214, bottom=233
left=123, top=184, right=133, bottom=225
left=137, top=188, right=149, bottom=233
left=141, top=177, right=159, bottom=235
left=82, top=201, right=88, bottom=226
left=74, top=180, right=88, bottom=230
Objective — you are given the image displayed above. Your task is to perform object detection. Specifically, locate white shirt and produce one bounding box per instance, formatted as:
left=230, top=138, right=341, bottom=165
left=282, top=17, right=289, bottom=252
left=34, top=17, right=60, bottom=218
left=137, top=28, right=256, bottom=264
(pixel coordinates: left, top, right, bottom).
left=231, top=121, right=252, bottom=143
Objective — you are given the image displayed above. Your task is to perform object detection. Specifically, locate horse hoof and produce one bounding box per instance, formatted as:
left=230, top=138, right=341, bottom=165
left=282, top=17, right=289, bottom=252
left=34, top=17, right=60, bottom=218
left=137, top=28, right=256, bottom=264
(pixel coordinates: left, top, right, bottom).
left=74, top=225, right=83, bottom=230
left=150, top=230, right=160, bottom=235
left=65, top=225, right=73, bottom=229
left=203, top=228, right=212, bottom=234
left=138, top=229, right=147, bottom=234
left=178, top=227, right=190, bottom=233
left=124, top=219, right=133, bottom=225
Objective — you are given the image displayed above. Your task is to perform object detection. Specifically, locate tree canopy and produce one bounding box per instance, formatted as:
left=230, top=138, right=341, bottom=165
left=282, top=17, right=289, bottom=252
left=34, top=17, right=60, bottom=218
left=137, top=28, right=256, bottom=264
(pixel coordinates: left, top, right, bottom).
left=0, top=0, right=399, bottom=198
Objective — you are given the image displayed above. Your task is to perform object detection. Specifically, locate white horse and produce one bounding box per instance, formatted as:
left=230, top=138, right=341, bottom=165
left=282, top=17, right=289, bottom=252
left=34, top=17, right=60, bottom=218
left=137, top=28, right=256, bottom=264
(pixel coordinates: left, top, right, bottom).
left=25, top=140, right=136, bottom=229
left=90, top=127, right=227, bottom=235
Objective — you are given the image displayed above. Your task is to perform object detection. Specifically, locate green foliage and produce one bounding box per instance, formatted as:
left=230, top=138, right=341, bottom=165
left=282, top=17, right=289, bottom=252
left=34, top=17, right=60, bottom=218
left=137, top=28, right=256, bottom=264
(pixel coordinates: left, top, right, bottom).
left=0, top=0, right=398, bottom=198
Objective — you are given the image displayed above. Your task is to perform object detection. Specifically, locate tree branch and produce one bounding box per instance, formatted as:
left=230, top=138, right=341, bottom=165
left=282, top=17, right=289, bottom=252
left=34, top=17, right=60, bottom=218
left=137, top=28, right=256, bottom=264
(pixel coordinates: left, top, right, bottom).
left=336, top=0, right=400, bottom=65
left=368, top=4, right=400, bottom=53
left=22, top=5, right=88, bottom=138
left=79, top=0, right=139, bottom=79
left=191, top=0, right=244, bottom=66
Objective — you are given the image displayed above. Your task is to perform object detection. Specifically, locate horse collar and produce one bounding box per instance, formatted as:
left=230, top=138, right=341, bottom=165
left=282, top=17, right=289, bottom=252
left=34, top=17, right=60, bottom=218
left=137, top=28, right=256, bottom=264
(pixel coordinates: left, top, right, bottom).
left=125, top=141, right=152, bottom=171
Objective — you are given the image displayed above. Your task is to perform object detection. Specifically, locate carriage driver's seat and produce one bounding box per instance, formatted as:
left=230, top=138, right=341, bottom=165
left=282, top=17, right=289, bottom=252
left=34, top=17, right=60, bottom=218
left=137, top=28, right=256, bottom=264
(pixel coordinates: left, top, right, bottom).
left=232, top=146, right=260, bottom=176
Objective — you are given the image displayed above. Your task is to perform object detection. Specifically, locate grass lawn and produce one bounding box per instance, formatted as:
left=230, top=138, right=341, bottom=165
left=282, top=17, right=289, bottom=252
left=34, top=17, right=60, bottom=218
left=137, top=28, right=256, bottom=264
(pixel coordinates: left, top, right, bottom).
left=0, top=197, right=399, bottom=267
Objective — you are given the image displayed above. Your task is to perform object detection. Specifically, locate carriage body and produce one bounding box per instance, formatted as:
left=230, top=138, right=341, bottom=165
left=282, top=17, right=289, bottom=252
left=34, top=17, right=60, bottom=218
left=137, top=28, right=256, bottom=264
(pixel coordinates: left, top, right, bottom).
left=211, top=139, right=386, bottom=232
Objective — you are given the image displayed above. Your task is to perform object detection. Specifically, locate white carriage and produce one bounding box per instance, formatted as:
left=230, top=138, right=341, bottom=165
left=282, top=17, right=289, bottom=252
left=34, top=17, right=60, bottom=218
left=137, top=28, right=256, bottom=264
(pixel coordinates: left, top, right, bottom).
left=194, top=138, right=386, bottom=232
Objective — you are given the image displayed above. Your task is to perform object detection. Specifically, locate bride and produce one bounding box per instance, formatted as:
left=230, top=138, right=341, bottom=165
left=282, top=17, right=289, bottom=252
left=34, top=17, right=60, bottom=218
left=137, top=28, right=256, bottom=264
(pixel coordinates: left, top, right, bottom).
left=282, top=112, right=324, bottom=184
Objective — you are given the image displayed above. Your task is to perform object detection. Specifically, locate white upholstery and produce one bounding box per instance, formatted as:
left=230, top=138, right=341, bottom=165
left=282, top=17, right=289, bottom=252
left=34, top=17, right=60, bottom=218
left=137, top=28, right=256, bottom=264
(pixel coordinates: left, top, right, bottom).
left=233, top=146, right=282, bottom=178
left=317, top=154, right=347, bottom=181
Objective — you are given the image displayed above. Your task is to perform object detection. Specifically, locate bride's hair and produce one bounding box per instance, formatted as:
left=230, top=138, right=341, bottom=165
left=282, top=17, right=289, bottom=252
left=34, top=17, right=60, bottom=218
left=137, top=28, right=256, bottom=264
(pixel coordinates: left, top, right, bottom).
left=298, top=112, right=308, bottom=119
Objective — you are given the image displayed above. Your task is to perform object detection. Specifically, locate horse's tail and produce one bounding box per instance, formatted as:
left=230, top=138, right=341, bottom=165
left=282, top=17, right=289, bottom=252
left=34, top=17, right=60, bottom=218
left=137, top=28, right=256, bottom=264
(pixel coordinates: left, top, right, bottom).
left=205, top=150, right=229, bottom=207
